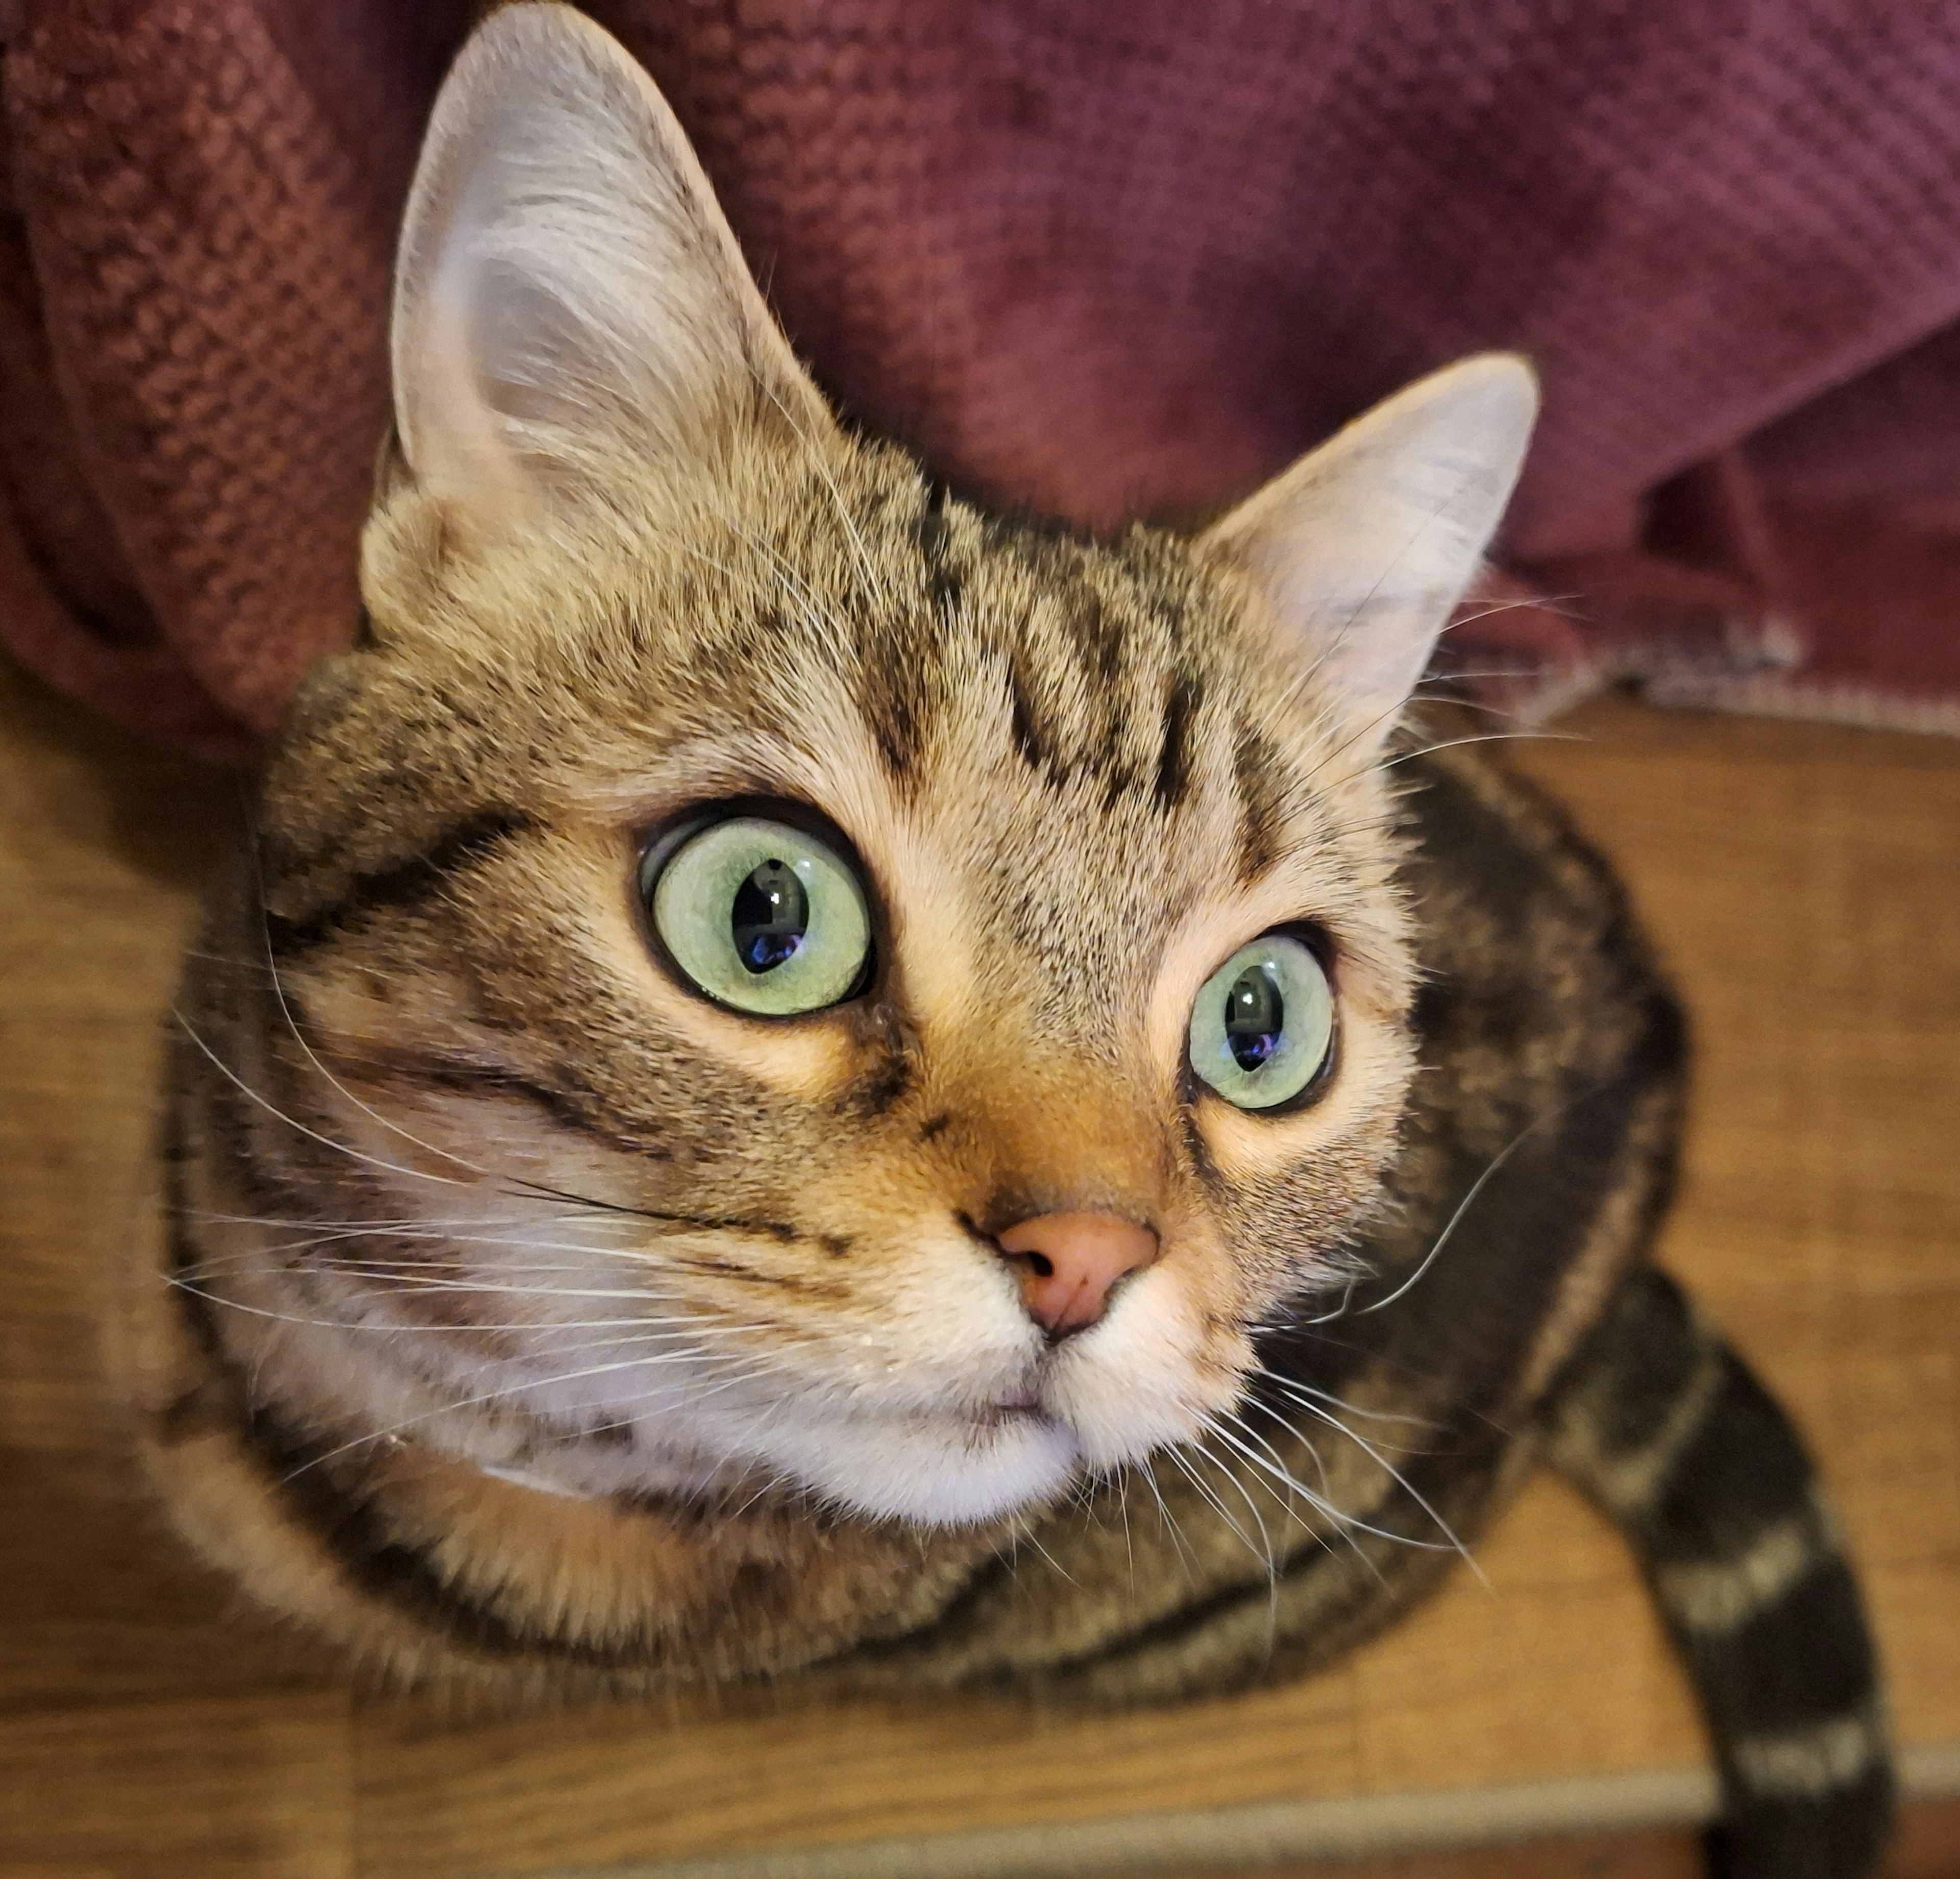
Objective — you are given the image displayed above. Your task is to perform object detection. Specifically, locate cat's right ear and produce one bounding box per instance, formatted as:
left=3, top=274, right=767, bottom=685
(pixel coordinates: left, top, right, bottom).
left=390, top=2, right=832, bottom=548
left=1201, top=355, right=1538, bottom=757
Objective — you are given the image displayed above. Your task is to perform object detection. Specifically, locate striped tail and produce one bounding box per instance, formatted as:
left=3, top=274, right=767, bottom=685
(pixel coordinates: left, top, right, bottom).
left=1545, top=1267, right=1893, bottom=1878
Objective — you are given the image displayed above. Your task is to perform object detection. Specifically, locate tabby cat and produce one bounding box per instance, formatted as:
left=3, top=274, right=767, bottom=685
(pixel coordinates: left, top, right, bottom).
left=140, top=7, right=1890, bottom=1873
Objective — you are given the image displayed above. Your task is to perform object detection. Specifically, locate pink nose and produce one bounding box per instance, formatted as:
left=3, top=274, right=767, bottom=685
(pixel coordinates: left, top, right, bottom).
left=996, top=1211, right=1160, bottom=1336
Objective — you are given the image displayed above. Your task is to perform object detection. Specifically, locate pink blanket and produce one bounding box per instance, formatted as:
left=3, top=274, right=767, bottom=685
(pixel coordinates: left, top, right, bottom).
left=4, top=0, right=1959, bottom=758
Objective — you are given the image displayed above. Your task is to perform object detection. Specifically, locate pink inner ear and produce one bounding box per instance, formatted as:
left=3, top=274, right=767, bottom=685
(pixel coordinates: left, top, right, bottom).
left=390, top=1, right=834, bottom=545
left=1200, top=357, right=1538, bottom=745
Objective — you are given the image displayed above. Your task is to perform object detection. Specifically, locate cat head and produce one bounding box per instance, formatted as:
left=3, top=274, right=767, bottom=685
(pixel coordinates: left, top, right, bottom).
left=251, top=3, right=1535, bottom=1525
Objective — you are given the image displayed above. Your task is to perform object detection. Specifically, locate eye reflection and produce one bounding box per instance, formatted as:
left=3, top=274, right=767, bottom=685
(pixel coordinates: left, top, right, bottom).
left=732, top=860, right=808, bottom=973
left=1223, top=962, right=1286, bottom=1070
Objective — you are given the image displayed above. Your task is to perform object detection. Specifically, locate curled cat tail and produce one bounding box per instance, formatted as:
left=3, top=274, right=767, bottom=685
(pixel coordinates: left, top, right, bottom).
left=1546, top=1267, right=1893, bottom=1878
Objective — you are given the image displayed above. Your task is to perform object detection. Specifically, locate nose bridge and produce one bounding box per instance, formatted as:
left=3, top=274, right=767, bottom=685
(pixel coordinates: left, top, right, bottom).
left=910, top=955, right=1174, bottom=1339
left=911, top=932, right=1169, bottom=1227
left=963, top=1055, right=1165, bottom=1225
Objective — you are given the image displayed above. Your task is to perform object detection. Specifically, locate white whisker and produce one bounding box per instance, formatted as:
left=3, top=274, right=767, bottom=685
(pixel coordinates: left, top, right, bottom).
left=1242, top=1394, right=1480, bottom=1578
left=171, top=1006, right=474, bottom=1191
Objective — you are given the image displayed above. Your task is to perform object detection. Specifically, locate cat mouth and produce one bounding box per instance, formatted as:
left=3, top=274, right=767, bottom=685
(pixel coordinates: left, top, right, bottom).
left=974, top=1394, right=1048, bottom=1433
left=963, top=1388, right=1061, bottom=1446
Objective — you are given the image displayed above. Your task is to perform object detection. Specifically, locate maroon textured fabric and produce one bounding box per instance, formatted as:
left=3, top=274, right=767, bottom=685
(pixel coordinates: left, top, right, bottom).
left=4, top=0, right=1960, bottom=757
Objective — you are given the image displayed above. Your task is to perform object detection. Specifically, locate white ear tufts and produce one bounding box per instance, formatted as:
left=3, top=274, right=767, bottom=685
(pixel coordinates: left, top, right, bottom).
left=391, top=3, right=830, bottom=544
left=1203, top=353, right=1539, bottom=753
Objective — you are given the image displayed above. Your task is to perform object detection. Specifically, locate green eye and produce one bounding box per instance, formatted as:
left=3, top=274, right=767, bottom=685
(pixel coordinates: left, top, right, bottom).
left=1188, top=933, right=1335, bottom=1111
left=645, top=816, right=871, bottom=1016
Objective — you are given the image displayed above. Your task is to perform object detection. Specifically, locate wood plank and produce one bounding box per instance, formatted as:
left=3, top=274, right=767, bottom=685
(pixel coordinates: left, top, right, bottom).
left=1137, top=1794, right=1960, bottom=1879
left=1350, top=1480, right=1705, bottom=1795
left=1152, top=1831, right=1704, bottom=1879
left=0, top=1442, right=340, bottom=1711
left=354, top=1675, right=1361, bottom=1878
left=1892, top=1796, right=1960, bottom=1877
left=0, top=1693, right=354, bottom=1879
left=1157, top=1795, right=1956, bottom=1875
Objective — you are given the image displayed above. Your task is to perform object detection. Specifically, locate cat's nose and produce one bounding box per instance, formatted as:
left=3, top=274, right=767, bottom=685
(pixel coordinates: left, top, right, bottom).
left=996, top=1212, right=1160, bottom=1337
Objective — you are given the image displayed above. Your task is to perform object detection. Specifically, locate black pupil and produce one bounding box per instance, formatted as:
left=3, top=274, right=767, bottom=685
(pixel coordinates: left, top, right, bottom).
left=1224, top=962, right=1285, bottom=1072
left=731, top=860, right=808, bottom=973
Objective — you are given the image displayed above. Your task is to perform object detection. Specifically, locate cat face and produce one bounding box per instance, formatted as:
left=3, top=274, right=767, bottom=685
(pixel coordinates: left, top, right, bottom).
left=244, top=4, right=1535, bottom=1526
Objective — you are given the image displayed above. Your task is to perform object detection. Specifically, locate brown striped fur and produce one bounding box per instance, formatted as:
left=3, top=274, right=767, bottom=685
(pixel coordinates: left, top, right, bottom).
left=139, top=10, right=1889, bottom=1873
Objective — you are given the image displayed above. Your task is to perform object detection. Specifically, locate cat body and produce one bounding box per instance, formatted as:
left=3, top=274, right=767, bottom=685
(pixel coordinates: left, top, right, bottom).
left=143, top=8, right=1890, bottom=1873
left=160, top=730, right=1669, bottom=1696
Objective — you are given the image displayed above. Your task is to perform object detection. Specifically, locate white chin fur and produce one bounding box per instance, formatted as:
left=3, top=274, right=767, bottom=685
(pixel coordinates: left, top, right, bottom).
left=738, top=1271, right=1229, bottom=1526
left=1046, top=1296, right=1246, bottom=1474
left=763, top=1407, right=1084, bottom=1526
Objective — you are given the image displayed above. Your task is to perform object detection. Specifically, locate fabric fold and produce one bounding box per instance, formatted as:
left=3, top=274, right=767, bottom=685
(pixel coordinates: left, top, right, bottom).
left=3, top=0, right=1958, bottom=753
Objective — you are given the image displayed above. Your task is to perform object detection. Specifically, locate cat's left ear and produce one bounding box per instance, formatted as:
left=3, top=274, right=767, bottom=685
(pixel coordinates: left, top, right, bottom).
left=1201, top=355, right=1538, bottom=754
left=389, top=2, right=834, bottom=547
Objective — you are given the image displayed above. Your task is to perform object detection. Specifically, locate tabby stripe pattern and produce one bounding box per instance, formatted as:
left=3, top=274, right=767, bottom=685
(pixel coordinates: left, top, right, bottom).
left=1547, top=1268, right=1892, bottom=1878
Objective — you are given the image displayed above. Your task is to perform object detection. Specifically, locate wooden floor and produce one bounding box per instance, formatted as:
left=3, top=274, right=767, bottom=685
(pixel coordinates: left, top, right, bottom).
left=1, top=658, right=1956, bottom=1879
